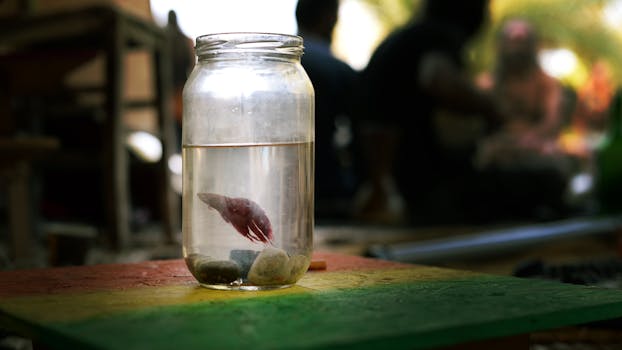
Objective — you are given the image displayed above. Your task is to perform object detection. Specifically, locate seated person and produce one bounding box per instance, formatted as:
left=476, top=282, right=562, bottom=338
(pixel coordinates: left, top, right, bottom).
left=474, top=18, right=577, bottom=221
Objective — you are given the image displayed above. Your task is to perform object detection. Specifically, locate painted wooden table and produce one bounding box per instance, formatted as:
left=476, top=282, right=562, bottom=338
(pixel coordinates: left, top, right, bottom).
left=2, top=252, right=622, bottom=349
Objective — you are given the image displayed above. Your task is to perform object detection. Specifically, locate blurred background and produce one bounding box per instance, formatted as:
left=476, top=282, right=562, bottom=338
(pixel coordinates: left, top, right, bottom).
left=3, top=0, right=622, bottom=276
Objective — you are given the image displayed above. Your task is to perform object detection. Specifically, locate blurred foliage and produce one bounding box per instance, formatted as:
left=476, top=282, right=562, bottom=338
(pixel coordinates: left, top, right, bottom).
left=362, top=0, right=420, bottom=29
left=363, top=0, right=622, bottom=89
left=472, top=0, right=622, bottom=88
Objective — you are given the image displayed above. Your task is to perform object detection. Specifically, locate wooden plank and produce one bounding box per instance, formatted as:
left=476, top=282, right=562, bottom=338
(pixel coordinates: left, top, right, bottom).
left=2, top=253, right=622, bottom=349
left=0, top=137, right=60, bottom=162
left=0, top=5, right=164, bottom=49
left=0, top=15, right=103, bottom=47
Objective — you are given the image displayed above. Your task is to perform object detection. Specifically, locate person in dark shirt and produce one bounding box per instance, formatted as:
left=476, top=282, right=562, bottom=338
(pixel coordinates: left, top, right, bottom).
left=295, top=0, right=360, bottom=221
left=355, top=0, right=503, bottom=225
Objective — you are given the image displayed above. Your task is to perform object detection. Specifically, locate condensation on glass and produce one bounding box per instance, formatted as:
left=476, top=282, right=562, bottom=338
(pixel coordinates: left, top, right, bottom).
left=182, top=32, right=315, bottom=290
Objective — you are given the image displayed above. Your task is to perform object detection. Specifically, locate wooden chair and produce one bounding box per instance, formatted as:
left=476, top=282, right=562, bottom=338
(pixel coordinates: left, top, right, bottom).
left=0, top=5, right=180, bottom=252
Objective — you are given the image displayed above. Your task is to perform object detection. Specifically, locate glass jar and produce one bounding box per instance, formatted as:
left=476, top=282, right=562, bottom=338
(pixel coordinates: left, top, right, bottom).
left=182, top=32, right=315, bottom=290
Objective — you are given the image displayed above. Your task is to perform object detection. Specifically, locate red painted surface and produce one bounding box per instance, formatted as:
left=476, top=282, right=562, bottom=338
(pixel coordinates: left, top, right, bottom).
left=0, top=259, right=195, bottom=297
left=0, top=252, right=411, bottom=298
left=312, top=251, right=413, bottom=272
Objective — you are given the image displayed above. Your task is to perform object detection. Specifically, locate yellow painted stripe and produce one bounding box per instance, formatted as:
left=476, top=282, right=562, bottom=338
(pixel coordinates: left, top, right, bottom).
left=299, top=265, right=477, bottom=290
left=0, top=266, right=477, bottom=323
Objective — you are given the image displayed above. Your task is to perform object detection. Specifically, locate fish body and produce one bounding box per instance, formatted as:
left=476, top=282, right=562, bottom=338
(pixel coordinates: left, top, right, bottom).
left=198, top=192, right=273, bottom=244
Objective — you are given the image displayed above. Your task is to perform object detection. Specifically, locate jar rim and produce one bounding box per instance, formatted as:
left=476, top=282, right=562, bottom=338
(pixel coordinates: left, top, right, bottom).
left=195, top=32, right=304, bottom=58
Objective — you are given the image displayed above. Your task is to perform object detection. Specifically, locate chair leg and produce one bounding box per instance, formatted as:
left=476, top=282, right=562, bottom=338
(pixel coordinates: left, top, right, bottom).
left=104, top=17, right=131, bottom=251
left=7, top=161, right=33, bottom=266
left=154, top=46, right=180, bottom=245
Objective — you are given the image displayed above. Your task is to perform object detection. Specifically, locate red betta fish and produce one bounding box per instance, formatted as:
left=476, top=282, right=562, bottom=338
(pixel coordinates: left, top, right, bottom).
left=197, top=193, right=273, bottom=244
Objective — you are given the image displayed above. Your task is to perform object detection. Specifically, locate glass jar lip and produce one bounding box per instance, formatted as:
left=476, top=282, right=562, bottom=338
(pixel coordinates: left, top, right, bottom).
left=195, top=32, right=304, bottom=58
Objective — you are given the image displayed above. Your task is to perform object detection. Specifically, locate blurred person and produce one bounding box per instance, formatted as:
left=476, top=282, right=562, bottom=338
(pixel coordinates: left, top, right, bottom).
left=476, top=17, right=570, bottom=169
left=353, top=0, right=503, bottom=225
left=474, top=17, right=577, bottom=221
left=295, top=0, right=361, bottom=221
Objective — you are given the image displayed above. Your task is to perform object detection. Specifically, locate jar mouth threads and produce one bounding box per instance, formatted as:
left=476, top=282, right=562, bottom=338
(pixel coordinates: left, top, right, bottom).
left=195, top=32, right=304, bottom=59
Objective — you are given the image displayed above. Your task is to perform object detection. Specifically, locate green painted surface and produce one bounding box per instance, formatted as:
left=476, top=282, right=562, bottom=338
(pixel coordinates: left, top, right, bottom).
left=37, top=275, right=622, bottom=350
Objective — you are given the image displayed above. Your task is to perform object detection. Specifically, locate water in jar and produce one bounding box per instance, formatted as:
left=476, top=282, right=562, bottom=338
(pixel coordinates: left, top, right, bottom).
left=182, top=142, right=314, bottom=290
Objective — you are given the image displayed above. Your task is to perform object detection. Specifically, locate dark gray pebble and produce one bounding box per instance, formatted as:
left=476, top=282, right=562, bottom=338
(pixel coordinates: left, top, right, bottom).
left=193, top=259, right=241, bottom=284
left=185, top=253, right=208, bottom=273
left=230, top=250, right=260, bottom=278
